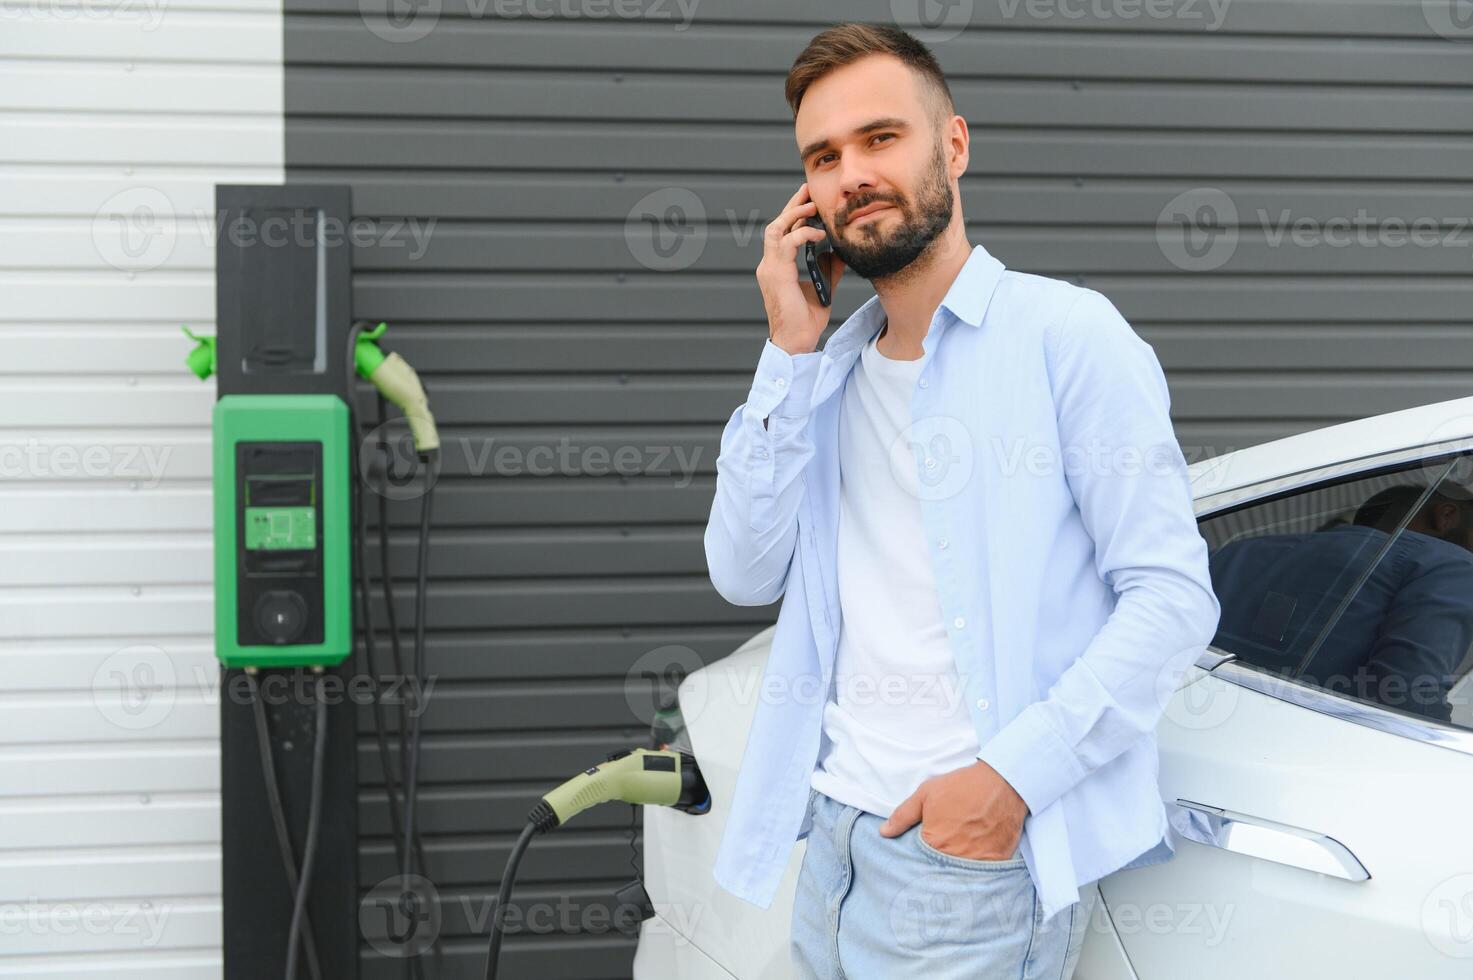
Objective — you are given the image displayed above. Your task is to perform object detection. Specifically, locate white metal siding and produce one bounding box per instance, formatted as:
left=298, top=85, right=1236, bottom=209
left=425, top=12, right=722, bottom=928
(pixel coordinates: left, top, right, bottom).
left=0, top=2, right=282, bottom=974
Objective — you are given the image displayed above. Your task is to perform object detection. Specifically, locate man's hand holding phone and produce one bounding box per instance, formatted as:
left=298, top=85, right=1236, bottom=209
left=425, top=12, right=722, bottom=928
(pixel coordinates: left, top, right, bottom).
left=756, top=182, right=846, bottom=356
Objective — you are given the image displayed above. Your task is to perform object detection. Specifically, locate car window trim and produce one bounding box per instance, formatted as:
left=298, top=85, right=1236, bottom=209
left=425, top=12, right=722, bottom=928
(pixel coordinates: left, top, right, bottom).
left=1193, top=647, right=1473, bottom=759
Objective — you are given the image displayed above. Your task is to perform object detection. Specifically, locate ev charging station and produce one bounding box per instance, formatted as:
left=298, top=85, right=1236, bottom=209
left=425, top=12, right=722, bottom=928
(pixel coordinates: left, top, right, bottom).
left=189, top=183, right=707, bottom=980
left=189, top=184, right=444, bottom=980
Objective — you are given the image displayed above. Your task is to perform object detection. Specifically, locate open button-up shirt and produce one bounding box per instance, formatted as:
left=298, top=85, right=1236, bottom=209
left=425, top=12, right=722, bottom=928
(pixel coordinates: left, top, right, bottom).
left=703, top=242, right=1221, bottom=922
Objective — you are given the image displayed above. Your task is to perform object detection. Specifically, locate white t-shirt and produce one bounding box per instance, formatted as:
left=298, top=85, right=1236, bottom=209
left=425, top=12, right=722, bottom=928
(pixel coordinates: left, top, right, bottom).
left=809, top=325, right=982, bottom=818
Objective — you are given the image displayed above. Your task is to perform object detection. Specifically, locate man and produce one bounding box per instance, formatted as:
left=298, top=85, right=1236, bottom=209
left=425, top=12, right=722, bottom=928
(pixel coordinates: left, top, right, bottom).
left=703, top=22, right=1220, bottom=978
left=1209, top=482, right=1473, bottom=722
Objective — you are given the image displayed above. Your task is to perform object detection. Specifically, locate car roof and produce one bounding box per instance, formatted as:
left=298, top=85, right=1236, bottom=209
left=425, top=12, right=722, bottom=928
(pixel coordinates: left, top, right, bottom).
left=1187, top=394, right=1473, bottom=500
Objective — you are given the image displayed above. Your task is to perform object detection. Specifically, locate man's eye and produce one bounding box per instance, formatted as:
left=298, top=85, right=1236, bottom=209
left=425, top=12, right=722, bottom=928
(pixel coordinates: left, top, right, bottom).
left=815, top=134, right=894, bottom=167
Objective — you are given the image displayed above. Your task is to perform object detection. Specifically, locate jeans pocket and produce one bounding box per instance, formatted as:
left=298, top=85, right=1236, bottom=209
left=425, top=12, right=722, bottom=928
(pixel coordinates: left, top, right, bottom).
left=914, top=823, right=1027, bottom=871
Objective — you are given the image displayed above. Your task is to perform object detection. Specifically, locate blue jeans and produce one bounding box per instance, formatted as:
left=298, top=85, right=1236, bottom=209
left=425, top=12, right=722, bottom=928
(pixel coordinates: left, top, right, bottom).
left=791, top=786, right=1097, bottom=979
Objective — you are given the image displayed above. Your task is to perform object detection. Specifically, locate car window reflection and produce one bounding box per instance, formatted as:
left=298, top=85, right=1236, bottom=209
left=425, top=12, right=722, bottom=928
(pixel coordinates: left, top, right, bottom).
left=1203, top=468, right=1473, bottom=727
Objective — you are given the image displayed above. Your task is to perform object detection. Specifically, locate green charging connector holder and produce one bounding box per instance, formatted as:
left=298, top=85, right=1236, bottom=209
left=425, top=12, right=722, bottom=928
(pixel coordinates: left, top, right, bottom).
left=213, top=394, right=352, bottom=668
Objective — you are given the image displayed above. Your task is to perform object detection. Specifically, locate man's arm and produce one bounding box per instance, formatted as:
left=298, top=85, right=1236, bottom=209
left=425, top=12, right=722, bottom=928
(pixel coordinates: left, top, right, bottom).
left=1359, top=551, right=1473, bottom=721
left=976, top=289, right=1222, bottom=816
left=703, top=338, right=823, bottom=606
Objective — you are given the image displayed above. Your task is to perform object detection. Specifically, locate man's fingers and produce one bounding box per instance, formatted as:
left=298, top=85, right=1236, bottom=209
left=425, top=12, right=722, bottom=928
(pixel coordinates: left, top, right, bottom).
left=878, top=791, right=922, bottom=837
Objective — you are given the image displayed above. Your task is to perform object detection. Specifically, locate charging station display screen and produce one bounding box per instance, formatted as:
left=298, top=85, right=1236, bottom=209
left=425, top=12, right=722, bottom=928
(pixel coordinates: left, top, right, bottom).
left=243, top=473, right=317, bottom=551
left=245, top=506, right=316, bottom=550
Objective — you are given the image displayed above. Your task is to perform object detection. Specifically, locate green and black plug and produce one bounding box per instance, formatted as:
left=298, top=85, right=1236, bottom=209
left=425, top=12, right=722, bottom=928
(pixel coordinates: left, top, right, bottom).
left=483, top=747, right=709, bottom=980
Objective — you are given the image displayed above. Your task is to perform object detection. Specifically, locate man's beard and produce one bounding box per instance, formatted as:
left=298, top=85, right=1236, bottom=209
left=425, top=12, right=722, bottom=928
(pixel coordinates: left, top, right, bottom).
left=830, top=141, right=954, bottom=281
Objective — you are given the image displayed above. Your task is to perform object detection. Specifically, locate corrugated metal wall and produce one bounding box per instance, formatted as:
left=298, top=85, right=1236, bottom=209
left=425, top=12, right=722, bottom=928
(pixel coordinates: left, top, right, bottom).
left=279, top=0, right=1473, bottom=975
left=0, top=0, right=285, bottom=976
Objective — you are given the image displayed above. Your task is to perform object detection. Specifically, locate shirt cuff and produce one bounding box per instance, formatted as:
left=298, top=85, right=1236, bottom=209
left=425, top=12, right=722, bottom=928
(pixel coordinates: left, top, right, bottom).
left=746, top=338, right=822, bottom=421
left=976, top=705, right=1088, bottom=817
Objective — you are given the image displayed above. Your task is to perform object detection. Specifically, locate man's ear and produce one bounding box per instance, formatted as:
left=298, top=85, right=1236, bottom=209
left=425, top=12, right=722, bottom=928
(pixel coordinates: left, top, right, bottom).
left=1431, top=500, right=1463, bottom=533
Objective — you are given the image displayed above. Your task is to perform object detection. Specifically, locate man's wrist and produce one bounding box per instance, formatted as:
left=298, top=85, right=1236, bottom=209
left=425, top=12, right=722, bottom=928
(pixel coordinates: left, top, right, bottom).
left=769, top=332, right=817, bottom=356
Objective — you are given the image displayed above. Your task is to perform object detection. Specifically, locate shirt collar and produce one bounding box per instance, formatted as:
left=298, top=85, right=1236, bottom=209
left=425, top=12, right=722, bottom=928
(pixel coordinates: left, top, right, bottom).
left=822, top=242, right=1007, bottom=360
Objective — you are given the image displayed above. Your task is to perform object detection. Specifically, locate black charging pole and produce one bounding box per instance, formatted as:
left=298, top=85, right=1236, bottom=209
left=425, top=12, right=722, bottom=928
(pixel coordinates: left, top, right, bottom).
left=215, top=184, right=359, bottom=980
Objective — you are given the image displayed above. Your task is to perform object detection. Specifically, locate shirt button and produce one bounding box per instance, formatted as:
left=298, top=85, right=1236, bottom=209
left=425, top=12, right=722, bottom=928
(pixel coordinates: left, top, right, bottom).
left=924, top=457, right=936, bottom=469
left=919, top=378, right=929, bottom=389
left=758, top=449, right=769, bottom=458
left=954, top=616, right=965, bottom=629
left=938, top=537, right=948, bottom=549
left=977, top=698, right=989, bottom=710
left=775, top=377, right=788, bottom=388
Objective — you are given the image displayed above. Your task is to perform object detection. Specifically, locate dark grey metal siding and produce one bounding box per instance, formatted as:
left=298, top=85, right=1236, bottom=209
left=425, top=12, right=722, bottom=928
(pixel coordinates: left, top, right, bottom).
left=283, top=2, right=1472, bottom=974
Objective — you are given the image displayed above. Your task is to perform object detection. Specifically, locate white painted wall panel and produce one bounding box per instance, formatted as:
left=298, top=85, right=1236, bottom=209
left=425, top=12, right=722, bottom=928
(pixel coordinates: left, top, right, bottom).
left=0, top=0, right=283, bottom=974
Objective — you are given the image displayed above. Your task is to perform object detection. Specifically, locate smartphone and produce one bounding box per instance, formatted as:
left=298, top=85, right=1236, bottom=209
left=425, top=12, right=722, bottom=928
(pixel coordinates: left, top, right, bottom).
left=803, top=216, right=832, bottom=307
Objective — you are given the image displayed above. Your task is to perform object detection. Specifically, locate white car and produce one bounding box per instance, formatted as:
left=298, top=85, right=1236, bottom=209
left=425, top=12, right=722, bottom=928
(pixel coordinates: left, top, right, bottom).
left=634, top=395, right=1473, bottom=978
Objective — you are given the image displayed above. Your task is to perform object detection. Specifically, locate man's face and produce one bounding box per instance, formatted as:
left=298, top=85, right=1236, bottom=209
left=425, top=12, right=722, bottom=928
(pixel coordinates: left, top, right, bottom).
left=794, top=54, right=960, bottom=281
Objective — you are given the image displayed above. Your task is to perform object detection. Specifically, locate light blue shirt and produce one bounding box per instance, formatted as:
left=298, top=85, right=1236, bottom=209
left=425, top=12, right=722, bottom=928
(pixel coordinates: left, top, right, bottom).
left=703, top=242, right=1221, bottom=922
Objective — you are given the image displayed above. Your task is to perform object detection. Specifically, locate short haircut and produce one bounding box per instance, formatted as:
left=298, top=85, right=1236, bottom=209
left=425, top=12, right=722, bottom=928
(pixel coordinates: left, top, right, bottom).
left=785, top=22, right=956, bottom=137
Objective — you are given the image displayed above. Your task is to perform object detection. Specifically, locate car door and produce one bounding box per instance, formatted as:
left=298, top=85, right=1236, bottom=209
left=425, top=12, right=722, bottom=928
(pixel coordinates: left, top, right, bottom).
left=1101, top=439, right=1473, bottom=977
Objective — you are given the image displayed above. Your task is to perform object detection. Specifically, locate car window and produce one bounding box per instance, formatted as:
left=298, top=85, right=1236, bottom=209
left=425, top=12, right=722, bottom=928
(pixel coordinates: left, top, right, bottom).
left=1199, top=449, right=1473, bottom=731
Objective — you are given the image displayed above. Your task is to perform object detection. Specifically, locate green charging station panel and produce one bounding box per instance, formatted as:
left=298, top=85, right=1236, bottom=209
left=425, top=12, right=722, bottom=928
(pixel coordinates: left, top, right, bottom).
left=213, top=394, right=351, bottom=668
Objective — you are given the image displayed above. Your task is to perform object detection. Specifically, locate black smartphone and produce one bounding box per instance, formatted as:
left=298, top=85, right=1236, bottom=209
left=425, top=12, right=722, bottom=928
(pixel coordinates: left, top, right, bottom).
left=803, top=216, right=832, bottom=307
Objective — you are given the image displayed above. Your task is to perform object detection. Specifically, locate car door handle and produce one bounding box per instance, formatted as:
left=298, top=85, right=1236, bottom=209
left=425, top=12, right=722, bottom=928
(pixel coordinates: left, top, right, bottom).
left=1172, top=799, right=1370, bottom=881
